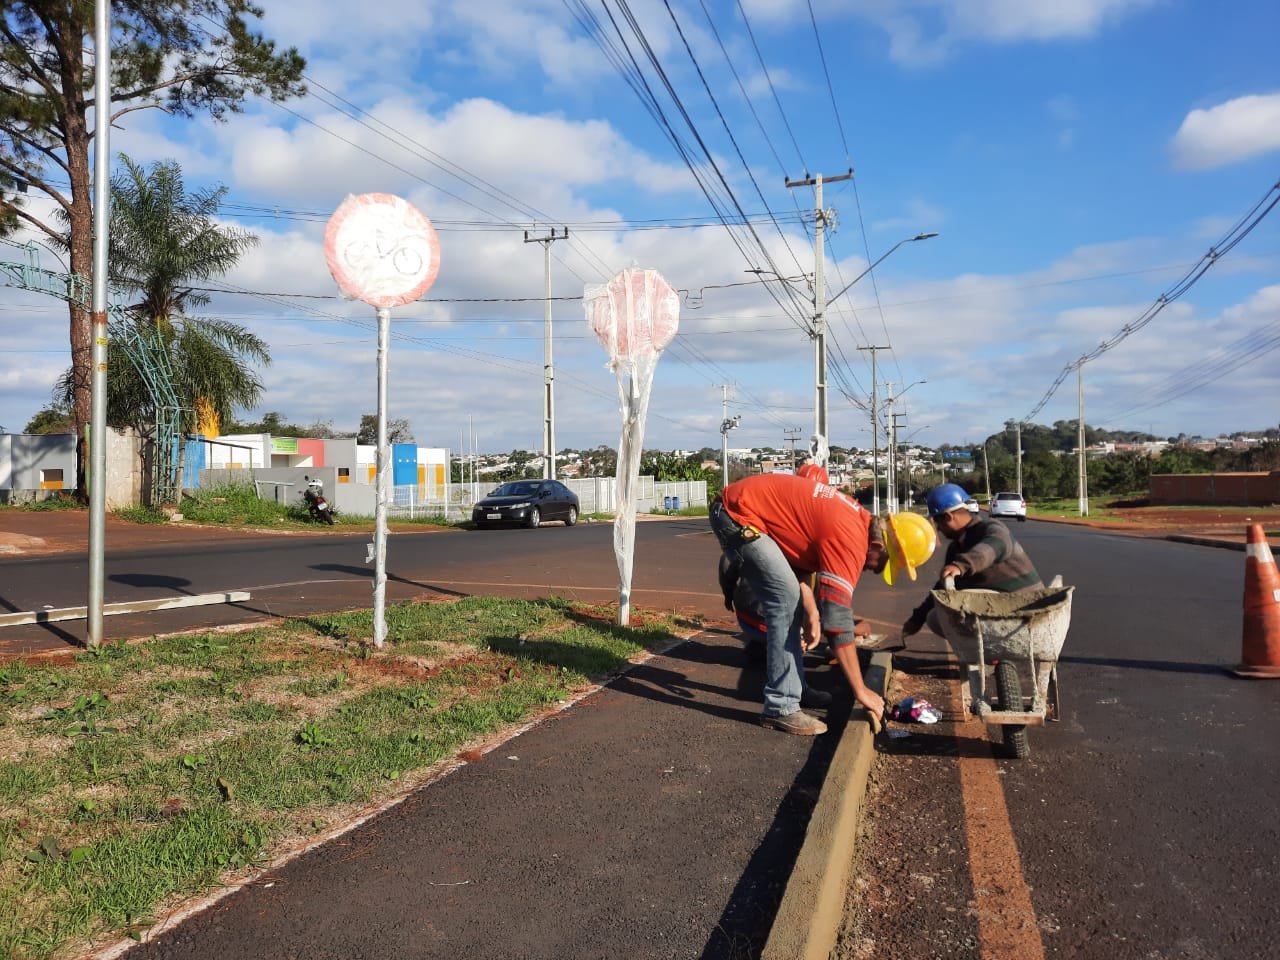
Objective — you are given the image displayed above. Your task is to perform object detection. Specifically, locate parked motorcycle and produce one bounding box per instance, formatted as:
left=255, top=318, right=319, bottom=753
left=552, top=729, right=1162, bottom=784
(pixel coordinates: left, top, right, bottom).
left=301, top=477, right=336, bottom=525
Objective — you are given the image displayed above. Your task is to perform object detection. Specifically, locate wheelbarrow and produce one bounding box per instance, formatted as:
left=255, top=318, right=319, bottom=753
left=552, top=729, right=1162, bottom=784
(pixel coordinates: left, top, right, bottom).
left=929, top=576, right=1074, bottom=758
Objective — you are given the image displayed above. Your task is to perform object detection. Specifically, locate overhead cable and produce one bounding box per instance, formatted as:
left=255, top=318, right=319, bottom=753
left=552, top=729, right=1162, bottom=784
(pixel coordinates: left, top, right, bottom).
left=1023, top=177, right=1280, bottom=422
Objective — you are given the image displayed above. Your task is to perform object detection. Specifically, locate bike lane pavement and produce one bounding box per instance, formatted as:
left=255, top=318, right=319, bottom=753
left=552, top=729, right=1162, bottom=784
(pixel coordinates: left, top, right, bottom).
left=111, top=630, right=861, bottom=960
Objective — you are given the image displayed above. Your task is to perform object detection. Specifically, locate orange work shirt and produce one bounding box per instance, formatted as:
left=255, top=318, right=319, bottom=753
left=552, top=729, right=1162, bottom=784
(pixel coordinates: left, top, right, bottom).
left=720, top=473, right=874, bottom=589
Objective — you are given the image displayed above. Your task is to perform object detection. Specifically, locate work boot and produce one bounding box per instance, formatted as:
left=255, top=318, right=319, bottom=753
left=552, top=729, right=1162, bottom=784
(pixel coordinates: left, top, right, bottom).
left=760, top=710, right=828, bottom=736
left=799, top=687, right=832, bottom=709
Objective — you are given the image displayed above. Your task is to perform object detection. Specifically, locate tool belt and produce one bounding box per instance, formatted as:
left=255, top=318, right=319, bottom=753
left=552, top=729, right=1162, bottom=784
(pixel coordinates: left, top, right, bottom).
left=710, top=495, right=761, bottom=546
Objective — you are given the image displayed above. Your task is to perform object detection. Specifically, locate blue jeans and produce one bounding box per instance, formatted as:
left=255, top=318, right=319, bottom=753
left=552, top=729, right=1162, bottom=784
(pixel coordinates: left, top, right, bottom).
left=710, top=502, right=806, bottom=717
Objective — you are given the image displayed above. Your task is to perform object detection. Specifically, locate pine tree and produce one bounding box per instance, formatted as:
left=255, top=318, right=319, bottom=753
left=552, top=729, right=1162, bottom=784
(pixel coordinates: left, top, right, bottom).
left=0, top=1, right=304, bottom=496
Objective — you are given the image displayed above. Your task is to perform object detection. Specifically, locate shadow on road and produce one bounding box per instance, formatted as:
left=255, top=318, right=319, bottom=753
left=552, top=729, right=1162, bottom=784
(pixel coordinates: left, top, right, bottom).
left=1059, top=654, right=1226, bottom=676
left=109, top=573, right=193, bottom=592
left=699, top=693, right=849, bottom=959
left=309, top=562, right=469, bottom=599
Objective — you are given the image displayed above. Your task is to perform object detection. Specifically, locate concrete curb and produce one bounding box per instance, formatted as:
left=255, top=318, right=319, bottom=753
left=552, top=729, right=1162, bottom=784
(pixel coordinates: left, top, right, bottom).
left=761, top=649, right=893, bottom=960
left=1165, top=534, right=1247, bottom=551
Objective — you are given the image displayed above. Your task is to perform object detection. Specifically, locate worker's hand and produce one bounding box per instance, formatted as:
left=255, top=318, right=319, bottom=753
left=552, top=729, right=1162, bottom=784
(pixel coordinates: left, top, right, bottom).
left=901, top=614, right=924, bottom=637
left=800, top=606, right=822, bottom=651
left=941, top=564, right=963, bottom=581
left=856, top=687, right=885, bottom=724
left=800, top=622, right=821, bottom=652
left=853, top=620, right=872, bottom=638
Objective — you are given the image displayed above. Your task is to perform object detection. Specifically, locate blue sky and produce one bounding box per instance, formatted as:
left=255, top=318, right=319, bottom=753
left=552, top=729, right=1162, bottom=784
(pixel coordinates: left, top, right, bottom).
left=3, top=0, right=1278, bottom=456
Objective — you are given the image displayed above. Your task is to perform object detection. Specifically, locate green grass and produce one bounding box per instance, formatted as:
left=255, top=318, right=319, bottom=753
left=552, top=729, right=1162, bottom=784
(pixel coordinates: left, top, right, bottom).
left=649, top=504, right=709, bottom=518
left=111, top=505, right=169, bottom=524
left=1029, top=498, right=1128, bottom=521
left=0, top=495, right=81, bottom=512
left=0, top=596, right=691, bottom=959
left=178, top=481, right=300, bottom=526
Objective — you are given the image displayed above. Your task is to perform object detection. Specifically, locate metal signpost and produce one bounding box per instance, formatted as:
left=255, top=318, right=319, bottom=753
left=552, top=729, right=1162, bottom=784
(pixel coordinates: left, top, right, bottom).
left=324, top=193, right=441, bottom=647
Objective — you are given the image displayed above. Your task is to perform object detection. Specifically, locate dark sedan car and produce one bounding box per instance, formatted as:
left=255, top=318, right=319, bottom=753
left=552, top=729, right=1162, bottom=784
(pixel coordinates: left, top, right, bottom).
left=471, top=479, right=580, bottom=529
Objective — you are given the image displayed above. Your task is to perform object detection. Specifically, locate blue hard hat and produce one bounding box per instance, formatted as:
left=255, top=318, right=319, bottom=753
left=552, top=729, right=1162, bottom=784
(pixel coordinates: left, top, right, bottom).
left=925, top=483, right=969, bottom=518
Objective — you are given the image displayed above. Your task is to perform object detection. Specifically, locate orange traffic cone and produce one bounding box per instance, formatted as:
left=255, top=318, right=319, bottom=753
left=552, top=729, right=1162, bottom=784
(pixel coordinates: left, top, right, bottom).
left=1234, top=524, right=1280, bottom=678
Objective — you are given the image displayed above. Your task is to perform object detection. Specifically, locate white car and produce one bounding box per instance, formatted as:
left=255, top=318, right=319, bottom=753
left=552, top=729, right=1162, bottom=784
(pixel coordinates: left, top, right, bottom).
left=990, top=491, right=1027, bottom=521
left=963, top=497, right=980, bottom=514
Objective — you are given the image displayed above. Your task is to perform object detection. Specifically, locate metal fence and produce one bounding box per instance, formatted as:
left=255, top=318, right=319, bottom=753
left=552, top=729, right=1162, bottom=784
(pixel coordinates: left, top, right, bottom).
left=386, top=476, right=707, bottom=522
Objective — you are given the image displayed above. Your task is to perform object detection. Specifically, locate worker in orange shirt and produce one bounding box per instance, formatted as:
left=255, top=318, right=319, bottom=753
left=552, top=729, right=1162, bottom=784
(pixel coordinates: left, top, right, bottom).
left=709, top=472, right=888, bottom=736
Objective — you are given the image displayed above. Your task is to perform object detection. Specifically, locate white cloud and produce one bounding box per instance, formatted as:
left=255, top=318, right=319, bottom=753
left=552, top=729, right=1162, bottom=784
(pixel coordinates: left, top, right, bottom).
left=946, top=0, right=1159, bottom=42
left=743, top=0, right=1159, bottom=65
left=1170, top=92, right=1280, bottom=170
left=871, top=198, right=947, bottom=235
left=226, top=96, right=694, bottom=216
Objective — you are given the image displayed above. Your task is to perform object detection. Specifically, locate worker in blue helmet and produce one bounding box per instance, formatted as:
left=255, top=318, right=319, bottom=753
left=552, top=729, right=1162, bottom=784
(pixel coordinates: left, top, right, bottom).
left=902, top=483, right=1044, bottom=638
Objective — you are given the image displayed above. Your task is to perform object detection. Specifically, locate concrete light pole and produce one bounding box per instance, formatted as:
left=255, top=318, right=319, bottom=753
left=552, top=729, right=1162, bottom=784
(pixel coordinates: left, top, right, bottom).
left=524, top=227, right=567, bottom=480
left=719, top=384, right=740, bottom=489
left=783, top=167, right=936, bottom=469
left=1015, top=420, right=1023, bottom=496
left=1077, top=361, right=1089, bottom=516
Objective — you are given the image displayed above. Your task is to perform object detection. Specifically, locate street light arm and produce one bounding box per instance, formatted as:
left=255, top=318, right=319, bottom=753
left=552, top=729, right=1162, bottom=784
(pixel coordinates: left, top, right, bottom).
left=826, top=232, right=938, bottom=309
left=886, top=379, right=927, bottom=405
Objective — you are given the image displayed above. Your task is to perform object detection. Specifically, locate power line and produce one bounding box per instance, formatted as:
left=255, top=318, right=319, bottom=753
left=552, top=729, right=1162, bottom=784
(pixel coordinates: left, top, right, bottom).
left=1024, top=176, right=1280, bottom=421
left=1096, top=312, right=1280, bottom=426
left=566, top=0, right=813, bottom=333
left=806, top=0, right=852, bottom=161
left=660, top=0, right=810, bottom=287
left=734, top=0, right=807, bottom=174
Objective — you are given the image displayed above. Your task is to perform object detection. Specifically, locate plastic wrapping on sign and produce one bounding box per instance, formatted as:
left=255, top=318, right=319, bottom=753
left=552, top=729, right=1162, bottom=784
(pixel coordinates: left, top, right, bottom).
left=890, top=697, right=941, bottom=724
left=585, top=268, right=680, bottom=370
left=323, top=193, right=441, bottom=309
left=583, top=268, right=680, bottom=624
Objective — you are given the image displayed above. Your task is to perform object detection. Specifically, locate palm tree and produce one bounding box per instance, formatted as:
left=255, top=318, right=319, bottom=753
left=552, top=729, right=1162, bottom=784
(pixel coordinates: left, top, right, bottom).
left=59, top=156, right=270, bottom=500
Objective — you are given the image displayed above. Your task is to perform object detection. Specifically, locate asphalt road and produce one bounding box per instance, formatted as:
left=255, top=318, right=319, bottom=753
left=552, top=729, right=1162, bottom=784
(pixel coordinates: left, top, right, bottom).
left=837, top=522, right=1280, bottom=960
left=5, top=517, right=1278, bottom=958
left=0, top=519, right=739, bottom=654
left=0, top=516, right=885, bottom=960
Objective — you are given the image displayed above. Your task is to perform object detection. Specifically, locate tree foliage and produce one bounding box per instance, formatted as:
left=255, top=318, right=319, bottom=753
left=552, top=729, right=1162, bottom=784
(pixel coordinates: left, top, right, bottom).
left=0, top=0, right=305, bottom=494
left=224, top=412, right=340, bottom=438
left=23, top=401, right=75, bottom=434
left=356, top=414, right=413, bottom=445
left=55, top=158, right=268, bottom=438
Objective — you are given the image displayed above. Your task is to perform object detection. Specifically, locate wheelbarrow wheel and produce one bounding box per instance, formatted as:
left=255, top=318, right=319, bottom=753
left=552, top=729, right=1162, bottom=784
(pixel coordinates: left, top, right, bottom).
left=995, top=660, right=1030, bottom=759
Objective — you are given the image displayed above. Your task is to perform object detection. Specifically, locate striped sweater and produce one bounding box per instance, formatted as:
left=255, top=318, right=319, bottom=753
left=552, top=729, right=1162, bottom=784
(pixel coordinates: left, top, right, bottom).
left=909, top=517, right=1043, bottom=622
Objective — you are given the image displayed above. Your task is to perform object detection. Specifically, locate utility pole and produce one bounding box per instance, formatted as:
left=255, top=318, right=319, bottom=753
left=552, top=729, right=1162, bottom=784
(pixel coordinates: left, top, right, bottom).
left=858, top=345, right=889, bottom=515
left=1077, top=361, right=1089, bottom=516
left=982, top=441, right=992, bottom=502
left=787, top=169, right=853, bottom=468
left=882, top=381, right=896, bottom=513
left=524, top=227, right=568, bottom=480
left=1015, top=420, right=1023, bottom=496
left=719, top=385, right=741, bottom=489
left=891, top=411, right=907, bottom=513
left=783, top=427, right=803, bottom=472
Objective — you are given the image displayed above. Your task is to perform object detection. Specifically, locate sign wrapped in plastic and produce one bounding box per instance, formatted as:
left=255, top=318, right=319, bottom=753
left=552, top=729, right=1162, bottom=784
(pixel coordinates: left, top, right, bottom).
left=584, top=268, right=680, bottom=624
left=324, top=193, right=441, bottom=648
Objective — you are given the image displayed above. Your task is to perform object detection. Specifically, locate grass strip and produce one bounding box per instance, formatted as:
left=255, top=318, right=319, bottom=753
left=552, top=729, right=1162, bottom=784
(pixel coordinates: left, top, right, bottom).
left=0, top=595, right=690, bottom=959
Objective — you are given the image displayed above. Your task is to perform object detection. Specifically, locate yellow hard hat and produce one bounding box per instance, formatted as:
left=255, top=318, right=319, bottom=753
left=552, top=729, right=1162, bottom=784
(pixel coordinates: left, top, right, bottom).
left=882, top=511, right=937, bottom=585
